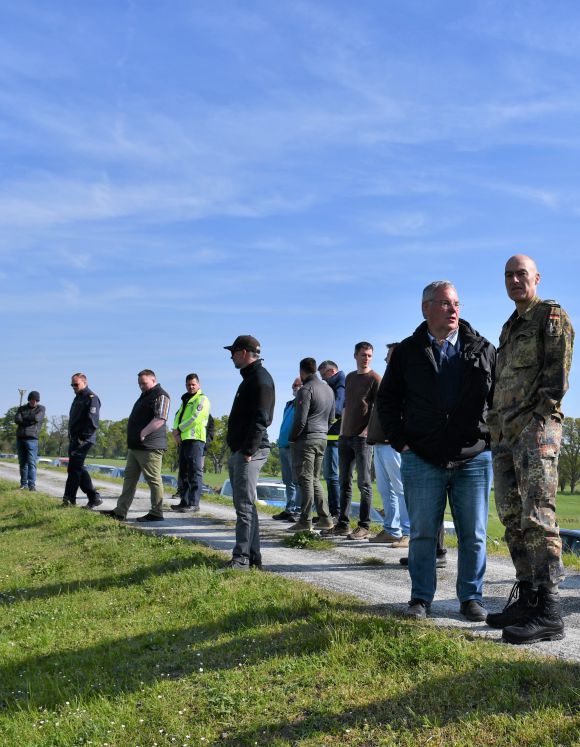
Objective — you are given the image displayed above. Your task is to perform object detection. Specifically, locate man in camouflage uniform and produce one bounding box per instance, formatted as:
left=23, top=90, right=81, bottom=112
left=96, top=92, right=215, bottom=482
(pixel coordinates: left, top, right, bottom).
left=486, top=254, right=574, bottom=644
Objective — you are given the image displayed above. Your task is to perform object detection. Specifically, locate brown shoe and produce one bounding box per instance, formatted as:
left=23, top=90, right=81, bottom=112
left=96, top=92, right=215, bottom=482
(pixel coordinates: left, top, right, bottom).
left=347, top=526, right=370, bottom=541
left=321, top=524, right=351, bottom=537
left=315, top=518, right=335, bottom=530
left=389, top=535, right=410, bottom=548
left=368, top=530, right=402, bottom=544
left=286, top=519, right=312, bottom=532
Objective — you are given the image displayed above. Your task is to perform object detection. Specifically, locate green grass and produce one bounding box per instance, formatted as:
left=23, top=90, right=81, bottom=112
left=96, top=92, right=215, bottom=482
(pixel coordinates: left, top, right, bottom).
left=0, top=482, right=579, bottom=746
left=281, top=531, right=334, bottom=550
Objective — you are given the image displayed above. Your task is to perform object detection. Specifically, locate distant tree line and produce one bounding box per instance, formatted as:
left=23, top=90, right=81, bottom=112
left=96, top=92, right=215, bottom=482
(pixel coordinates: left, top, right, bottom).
left=0, top=408, right=281, bottom=477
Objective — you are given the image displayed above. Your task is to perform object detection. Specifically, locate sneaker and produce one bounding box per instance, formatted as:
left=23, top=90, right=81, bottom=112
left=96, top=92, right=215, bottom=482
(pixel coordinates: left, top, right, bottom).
left=250, top=560, right=264, bottom=571
left=460, top=600, right=487, bottom=622
left=399, top=555, right=447, bottom=568
left=368, top=530, right=401, bottom=544
left=272, top=510, right=294, bottom=521
left=19, top=485, right=28, bottom=490
left=100, top=510, right=126, bottom=521
left=221, top=559, right=250, bottom=571
left=346, top=526, right=370, bottom=541
left=190, top=506, right=200, bottom=513
left=135, top=513, right=164, bottom=522
left=28, top=486, right=37, bottom=492
left=321, top=524, right=351, bottom=537
left=404, top=599, right=430, bottom=619
left=286, top=519, right=312, bottom=532
left=170, top=502, right=188, bottom=511
left=171, top=506, right=193, bottom=513
left=85, top=494, right=103, bottom=508
left=61, top=497, right=76, bottom=506
left=486, top=581, right=536, bottom=629
left=389, top=535, right=410, bottom=548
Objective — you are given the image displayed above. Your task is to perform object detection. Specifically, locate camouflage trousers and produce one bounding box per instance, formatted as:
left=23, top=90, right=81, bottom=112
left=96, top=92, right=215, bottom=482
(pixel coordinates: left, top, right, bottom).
left=492, top=416, right=564, bottom=588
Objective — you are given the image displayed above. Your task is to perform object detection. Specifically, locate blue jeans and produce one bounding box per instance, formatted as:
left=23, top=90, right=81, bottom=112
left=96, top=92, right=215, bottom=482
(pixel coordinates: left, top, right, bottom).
left=17, top=438, right=39, bottom=488
left=374, top=444, right=409, bottom=536
left=279, top=447, right=300, bottom=512
left=401, top=449, right=491, bottom=604
left=228, top=448, right=269, bottom=566
left=322, top=440, right=340, bottom=515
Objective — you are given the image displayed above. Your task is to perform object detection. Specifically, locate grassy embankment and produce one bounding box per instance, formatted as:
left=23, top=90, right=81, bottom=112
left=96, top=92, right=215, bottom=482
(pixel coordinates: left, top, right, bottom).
left=0, top=482, right=579, bottom=747
left=4, top=456, right=579, bottom=565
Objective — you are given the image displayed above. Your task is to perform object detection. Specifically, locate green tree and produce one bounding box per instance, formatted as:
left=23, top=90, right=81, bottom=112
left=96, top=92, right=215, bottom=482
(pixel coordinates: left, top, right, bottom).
left=0, top=407, right=18, bottom=452
left=205, top=415, right=230, bottom=473
left=163, top=431, right=179, bottom=470
left=560, top=417, right=580, bottom=494
left=263, top=443, right=281, bottom=476
left=94, top=418, right=128, bottom=459
left=45, top=415, right=69, bottom=457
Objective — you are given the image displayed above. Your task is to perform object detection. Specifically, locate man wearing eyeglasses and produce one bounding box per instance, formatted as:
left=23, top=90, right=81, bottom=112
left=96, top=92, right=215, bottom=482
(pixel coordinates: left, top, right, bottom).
left=486, top=255, right=574, bottom=644
left=62, top=373, right=102, bottom=508
left=376, top=281, right=495, bottom=621
left=223, top=335, right=275, bottom=570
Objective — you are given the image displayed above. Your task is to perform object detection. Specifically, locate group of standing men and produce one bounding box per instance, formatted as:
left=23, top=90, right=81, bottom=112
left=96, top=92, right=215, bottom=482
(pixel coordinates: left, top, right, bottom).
left=267, top=253, right=574, bottom=645
left=13, top=254, right=574, bottom=644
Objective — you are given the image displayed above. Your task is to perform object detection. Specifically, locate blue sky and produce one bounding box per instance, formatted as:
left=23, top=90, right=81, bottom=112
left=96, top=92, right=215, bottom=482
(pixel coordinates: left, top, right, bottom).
left=2, top=0, right=580, bottom=438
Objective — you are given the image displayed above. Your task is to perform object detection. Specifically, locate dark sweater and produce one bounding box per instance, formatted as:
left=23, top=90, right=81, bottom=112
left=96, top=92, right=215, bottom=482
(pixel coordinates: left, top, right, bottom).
left=15, top=404, right=46, bottom=440
left=69, top=387, right=100, bottom=444
left=227, top=360, right=275, bottom=455
left=341, top=370, right=381, bottom=438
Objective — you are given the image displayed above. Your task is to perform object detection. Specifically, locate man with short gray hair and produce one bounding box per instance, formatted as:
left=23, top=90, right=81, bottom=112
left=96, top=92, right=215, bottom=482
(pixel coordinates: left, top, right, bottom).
left=377, top=281, right=495, bottom=621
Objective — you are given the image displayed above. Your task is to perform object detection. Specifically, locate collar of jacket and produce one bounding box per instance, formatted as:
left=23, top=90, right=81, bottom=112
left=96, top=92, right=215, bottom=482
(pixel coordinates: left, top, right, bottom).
left=181, top=390, right=203, bottom=404
left=240, top=359, right=262, bottom=379
left=412, top=319, right=488, bottom=363
left=325, top=370, right=345, bottom=390
left=511, top=294, right=542, bottom=322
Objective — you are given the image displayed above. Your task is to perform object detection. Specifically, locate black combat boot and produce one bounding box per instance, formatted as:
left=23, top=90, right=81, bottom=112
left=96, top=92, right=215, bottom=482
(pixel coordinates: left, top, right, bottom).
left=486, top=581, right=536, bottom=629
left=502, top=587, right=565, bottom=645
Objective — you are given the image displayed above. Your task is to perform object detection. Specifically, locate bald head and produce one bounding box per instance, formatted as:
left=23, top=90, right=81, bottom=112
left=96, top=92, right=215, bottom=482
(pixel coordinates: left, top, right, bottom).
left=505, top=254, right=540, bottom=312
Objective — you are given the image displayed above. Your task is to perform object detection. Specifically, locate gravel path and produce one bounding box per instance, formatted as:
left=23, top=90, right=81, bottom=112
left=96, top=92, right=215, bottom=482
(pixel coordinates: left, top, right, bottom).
left=1, top=461, right=579, bottom=662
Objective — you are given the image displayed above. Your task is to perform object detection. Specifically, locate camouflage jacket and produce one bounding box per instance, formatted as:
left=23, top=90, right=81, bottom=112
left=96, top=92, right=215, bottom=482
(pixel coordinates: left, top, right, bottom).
left=487, top=296, right=574, bottom=446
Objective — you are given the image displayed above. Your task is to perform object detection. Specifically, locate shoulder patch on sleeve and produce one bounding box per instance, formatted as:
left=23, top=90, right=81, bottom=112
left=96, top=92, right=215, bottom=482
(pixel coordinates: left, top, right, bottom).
left=90, top=407, right=97, bottom=413
left=545, top=302, right=563, bottom=337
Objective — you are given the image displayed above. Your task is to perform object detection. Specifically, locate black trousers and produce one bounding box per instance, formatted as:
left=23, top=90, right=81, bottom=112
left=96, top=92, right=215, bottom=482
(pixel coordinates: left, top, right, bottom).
left=64, top=440, right=98, bottom=501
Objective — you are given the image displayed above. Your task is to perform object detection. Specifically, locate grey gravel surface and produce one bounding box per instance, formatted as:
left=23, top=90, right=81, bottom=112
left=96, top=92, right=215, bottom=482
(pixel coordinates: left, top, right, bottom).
left=1, top=461, right=579, bottom=662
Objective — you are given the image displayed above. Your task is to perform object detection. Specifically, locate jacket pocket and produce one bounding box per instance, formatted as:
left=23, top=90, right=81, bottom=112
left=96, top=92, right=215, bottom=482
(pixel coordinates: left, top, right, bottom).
left=510, top=329, right=538, bottom=368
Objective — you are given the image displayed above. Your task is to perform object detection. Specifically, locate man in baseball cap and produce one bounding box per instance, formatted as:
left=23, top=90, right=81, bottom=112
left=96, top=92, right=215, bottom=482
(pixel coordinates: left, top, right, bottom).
left=224, top=335, right=261, bottom=355
left=223, top=334, right=274, bottom=570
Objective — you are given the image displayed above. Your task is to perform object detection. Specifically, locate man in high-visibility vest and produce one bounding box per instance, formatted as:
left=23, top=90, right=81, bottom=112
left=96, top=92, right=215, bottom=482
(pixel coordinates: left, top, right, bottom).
left=171, top=373, right=211, bottom=513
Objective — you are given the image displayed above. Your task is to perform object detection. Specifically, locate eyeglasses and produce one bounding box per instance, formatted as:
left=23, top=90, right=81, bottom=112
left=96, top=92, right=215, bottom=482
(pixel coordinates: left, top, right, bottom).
left=429, top=300, right=461, bottom=310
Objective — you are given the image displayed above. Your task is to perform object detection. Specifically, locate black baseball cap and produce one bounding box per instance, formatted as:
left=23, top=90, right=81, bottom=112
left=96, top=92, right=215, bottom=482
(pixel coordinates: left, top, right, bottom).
left=224, top=335, right=261, bottom=354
